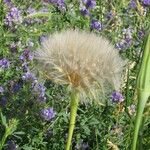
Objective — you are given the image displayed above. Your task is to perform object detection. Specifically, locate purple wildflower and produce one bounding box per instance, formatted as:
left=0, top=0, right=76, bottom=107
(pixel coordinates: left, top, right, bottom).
left=106, top=11, right=114, bottom=20
left=39, top=35, right=48, bottom=44
left=4, top=6, right=22, bottom=26
left=80, top=6, right=90, bottom=16
left=19, top=49, right=33, bottom=61
left=116, top=27, right=133, bottom=50
left=3, top=0, right=12, bottom=6
left=0, top=58, right=10, bottom=69
left=90, top=20, right=102, bottom=30
left=129, top=0, right=137, bottom=8
left=86, top=0, right=96, bottom=9
left=3, top=0, right=11, bottom=3
left=138, top=29, right=145, bottom=39
left=41, top=107, right=56, bottom=121
left=40, top=7, right=49, bottom=12
left=115, top=40, right=126, bottom=50
left=6, top=140, right=17, bottom=150
left=22, top=71, right=37, bottom=82
left=0, top=97, right=7, bottom=107
left=57, top=0, right=66, bottom=10
left=25, top=7, right=49, bottom=25
left=27, top=7, right=36, bottom=14
left=21, top=62, right=29, bottom=72
left=10, top=43, right=17, bottom=53
left=0, top=86, right=4, bottom=94
left=33, top=83, right=46, bottom=103
left=122, top=27, right=133, bottom=39
left=110, top=91, right=124, bottom=102
left=43, top=0, right=66, bottom=11
left=82, top=0, right=88, bottom=4
left=142, top=0, right=150, bottom=6
left=12, top=83, right=22, bottom=93
left=24, top=8, right=36, bottom=24
left=125, top=37, right=132, bottom=46
left=3, top=0, right=12, bottom=7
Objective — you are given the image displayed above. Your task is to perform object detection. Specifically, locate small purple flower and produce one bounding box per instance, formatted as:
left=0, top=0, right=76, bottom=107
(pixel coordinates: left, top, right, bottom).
left=6, top=140, right=17, bottom=150
left=33, top=84, right=46, bottom=97
left=86, top=0, right=96, bottom=9
left=21, top=62, right=29, bottom=72
left=26, top=8, right=49, bottom=24
left=80, top=6, right=90, bottom=16
left=129, top=0, right=137, bottom=8
left=41, top=107, right=56, bottom=121
left=33, top=83, right=46, bottom=103
left=138, top=29, right=145, bottom=39
left=3, top=0, right=12, bottom=6
left=43, top=0, right=66, bottom=11
left=19, top=49, right=33, bottom=61
left=142, top=0, right=150, bottom=6
left=39, top=35, right=48, bottom=44
left=115, top=40, right=125, bottom=50
left=10, top=43, right=17, bottom=53
left=27, top=7, right=36, bottom=14
left=12, top=83, right=22, bottom=93
left=0, top=58, right=10, bottom=69
left=0, top=86, right=4, bottom=94
left=4, top=6, right=22, bottom=26
left=110, top=91, right=124, bottom=102
left=24, top=8, right=37, bottom=24
left=3, top=0, right=11, bottom=3
left=0, top=97, right=7, bottom=107
left=19, top=55, right=24, bottom=61
left=22, top=71, right=37, bottom=82
left=82, top=0, right=88, bottom=4
left=91, top=20, right=102, bottom=30
left=57, top=0, right=66, bottom=10
left=115, top=31, right=133, bottom=51
left=106, top=11, right=114, bottom=20
left=125, top=37, right=132, bottom=46
left=122, top=27, right=133, bottom=39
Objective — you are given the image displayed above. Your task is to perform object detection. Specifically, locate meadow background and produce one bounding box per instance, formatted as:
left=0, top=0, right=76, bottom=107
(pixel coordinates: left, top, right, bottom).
left=0, top=0, right=150, bottom=149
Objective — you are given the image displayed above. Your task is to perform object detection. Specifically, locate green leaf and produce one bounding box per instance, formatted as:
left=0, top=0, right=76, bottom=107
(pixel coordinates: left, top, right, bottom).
left=82, top=125, right=91, bottom=135
left=13, top=131, right=25, bottom=135
left=0, top=113, right=7, bottom=127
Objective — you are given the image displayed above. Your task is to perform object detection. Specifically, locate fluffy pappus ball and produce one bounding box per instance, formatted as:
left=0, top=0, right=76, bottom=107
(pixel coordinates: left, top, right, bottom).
left=34, top=30, right=126, bottom=104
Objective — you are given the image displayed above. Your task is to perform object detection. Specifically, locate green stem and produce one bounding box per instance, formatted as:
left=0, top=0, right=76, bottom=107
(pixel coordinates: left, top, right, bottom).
left=138, top=116, right=145, bottom=150
left=66, top=90, right=79, bottom=150
left=0, top=130, right=8, bottom=150
left=132, top=91, right=149, bottom=150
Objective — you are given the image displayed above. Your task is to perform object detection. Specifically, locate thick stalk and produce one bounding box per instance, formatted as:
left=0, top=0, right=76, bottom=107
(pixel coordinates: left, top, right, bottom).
left=66, top=90, right=79, bottom=150
left=132, top=91, right=149, bottom=150
left=138, top=116, right=145, bottom=150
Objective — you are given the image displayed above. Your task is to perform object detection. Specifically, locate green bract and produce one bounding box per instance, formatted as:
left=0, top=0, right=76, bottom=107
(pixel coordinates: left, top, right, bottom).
left=137, top=33, right=150, bottom=92
left=132, top=33, right=150, bottom=150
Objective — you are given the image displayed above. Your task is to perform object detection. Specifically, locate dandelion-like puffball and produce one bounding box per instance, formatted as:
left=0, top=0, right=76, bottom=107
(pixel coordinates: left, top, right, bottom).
left=35, top=30, right=126, bottom=104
